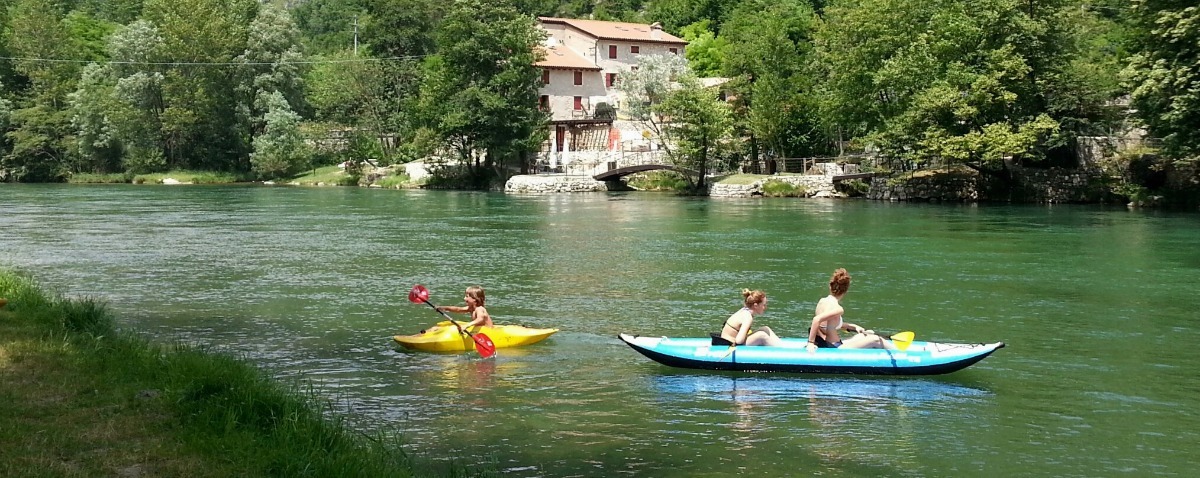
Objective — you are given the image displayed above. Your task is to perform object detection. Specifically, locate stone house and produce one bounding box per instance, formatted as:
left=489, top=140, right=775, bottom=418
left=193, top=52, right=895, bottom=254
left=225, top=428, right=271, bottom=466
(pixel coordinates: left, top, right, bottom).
left=535, top=17, right=688, bottom=172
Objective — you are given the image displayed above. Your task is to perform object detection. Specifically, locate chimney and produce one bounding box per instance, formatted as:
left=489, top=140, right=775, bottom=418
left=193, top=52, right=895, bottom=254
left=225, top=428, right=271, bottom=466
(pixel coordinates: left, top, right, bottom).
left=650, top=22, right=662, bottom=40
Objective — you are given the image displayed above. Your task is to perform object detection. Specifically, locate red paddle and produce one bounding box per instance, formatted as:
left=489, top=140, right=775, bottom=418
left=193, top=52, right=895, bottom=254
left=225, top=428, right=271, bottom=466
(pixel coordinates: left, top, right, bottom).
left=408, top=285, right=497, bottom=358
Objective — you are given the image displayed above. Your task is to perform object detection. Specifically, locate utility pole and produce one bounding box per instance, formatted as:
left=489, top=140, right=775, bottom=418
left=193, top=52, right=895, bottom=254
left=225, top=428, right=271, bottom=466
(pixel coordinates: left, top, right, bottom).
left=353, top=16, right=359, bottom=56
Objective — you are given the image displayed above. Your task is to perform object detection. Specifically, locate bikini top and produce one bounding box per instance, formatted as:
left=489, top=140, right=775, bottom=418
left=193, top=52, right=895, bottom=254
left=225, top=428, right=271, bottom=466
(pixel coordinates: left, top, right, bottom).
left=820, top=316, right=843, bottom=331
left=723, top=307, right=752, bottom=332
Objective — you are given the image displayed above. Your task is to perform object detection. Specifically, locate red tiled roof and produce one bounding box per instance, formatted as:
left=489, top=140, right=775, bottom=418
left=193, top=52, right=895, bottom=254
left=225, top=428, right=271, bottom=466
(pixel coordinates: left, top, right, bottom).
left=535, top=44, right=601, bottom=70
left=539, top=17, right=688, bottom=45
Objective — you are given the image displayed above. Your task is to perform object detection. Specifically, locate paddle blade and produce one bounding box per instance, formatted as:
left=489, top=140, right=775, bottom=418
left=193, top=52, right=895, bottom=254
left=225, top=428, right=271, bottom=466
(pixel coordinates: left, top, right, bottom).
left=890, top=331, right=915, bottom=351
left=473, top=333, right=497, bottom=358
left=408, top=285, right=430, bottom=304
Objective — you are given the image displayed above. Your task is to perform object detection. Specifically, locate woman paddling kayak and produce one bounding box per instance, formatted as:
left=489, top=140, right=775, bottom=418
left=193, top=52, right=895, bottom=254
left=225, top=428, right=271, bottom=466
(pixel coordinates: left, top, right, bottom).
left=805, top=269, right=896, bottom=352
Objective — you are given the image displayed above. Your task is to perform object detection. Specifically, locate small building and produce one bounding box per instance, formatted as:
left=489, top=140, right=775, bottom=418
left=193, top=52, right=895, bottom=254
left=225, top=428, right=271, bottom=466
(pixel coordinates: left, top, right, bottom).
left=535, top=17, right=688, bottom=172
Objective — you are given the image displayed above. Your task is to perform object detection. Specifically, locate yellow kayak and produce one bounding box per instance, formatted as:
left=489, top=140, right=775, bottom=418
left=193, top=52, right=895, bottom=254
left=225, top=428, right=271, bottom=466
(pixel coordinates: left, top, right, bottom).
left=393, top=321, right=559, bottom=353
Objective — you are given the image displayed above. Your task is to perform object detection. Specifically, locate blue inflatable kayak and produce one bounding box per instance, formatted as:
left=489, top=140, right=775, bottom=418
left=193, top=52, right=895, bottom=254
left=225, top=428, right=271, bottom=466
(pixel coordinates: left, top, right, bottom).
left=618, top=333, right=1004, bottom=375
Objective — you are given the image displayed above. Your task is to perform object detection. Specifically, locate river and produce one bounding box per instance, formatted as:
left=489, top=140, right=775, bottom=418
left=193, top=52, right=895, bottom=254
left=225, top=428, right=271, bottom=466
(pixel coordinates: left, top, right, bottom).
left=2, top=184, right=1198, bottom=477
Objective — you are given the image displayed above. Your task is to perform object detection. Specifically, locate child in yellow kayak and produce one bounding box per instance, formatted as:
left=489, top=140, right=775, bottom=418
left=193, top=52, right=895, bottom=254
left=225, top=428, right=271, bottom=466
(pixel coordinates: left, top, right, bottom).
left=436, top=285, right=493, bottom=328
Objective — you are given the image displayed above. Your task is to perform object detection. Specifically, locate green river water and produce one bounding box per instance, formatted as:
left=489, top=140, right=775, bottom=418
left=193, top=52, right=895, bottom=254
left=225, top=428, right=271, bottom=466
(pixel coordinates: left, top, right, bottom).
left=2, top=184, right=1199, bottom=477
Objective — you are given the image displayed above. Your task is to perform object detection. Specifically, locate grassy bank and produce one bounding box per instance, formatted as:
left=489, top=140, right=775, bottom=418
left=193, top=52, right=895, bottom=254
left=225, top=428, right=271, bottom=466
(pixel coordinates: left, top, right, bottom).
left=68, top=171, right=249, bottom=184
left=0, top=269, right=464, bottom=477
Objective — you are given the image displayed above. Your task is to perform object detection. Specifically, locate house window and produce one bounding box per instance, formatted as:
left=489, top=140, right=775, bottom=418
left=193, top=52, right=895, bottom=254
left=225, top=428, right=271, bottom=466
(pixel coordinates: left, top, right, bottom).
left=630, top=45, right=640, bottom=54
left=669, top=47, right=678, bottom=55
left=539, top=95, right=549, bottom=110
left=573, top=71, right=583, bottom=85
left=573, top=96, right=583, bottom=110
left=542, top=69, right=550, bottom=84
left=605, top=73, right=617, bottom=87
left=608, top=45, right=617, bottom=59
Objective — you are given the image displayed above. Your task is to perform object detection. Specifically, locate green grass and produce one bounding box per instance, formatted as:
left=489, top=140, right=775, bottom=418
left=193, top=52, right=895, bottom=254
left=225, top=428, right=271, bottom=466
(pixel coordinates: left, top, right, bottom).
left=132, top=170, right=248, bottom=184
left=68, top=172, right=132, bottom=184
left=627, top=170, right=690, bottom=191
left=761, top=179, right=807, bottom=197
left=376, top=172, right=414, bottom=189
left=0, top=268, right=442, bottom=478
left=288, top=165, right=359, bottom=186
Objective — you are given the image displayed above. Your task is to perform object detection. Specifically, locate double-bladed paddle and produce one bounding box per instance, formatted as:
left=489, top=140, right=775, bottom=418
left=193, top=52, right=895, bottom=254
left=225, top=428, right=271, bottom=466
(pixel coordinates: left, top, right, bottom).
left=888, top=331, right=912, bottom=348
left=408, top=285, right=497, bottom=358
left=878, top=330, right=915, bottom=351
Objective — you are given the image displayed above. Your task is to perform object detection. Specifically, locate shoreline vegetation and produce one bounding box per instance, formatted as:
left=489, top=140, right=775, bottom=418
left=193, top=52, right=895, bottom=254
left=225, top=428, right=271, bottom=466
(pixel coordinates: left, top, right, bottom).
left=64, top=165, right=411, bottom=188
left=0, top=268, right=484, bottom=478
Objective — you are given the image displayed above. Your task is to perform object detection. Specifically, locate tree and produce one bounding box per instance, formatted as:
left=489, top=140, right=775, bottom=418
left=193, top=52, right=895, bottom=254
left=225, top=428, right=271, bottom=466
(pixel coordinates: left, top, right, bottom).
left=720, top=0, right=825, bottom=162
left=251, top=90, right=310, bottom=179
left=616, top=53, right=691, bottom=122
left=415, top=0, right=547, bottom=188
left=237, top=3, right=309, bottom=136
left=68, top=63, right=124, bottom=174
left=362, top=0, right=441, bottom=162
left=653, top=76, right=733, bottom=192
left=1123, top=0, right=1200, bottom=162
left=107, top=20, right=169, bottom=173
left=678, top=21, right=724, bottom=77
left=142, top=0, right=258, bottom=171
left=3, top=0, right=80, bottom=181
left=618, top=54, right=731, bottom=192
left=68, top=19, right=173, bottom=175
left=292, top=0, right=370, bottom=55
left=814, top=0, right=1078, bottom=175
left=644, top=0, right=740, bottom=34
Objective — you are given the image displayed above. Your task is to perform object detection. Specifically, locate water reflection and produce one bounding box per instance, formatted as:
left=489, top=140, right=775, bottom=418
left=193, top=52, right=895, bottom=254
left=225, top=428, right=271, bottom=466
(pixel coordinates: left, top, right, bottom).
left=650, top=373, right=992, bottom=475
left=650, top=373, right=992, bottom=405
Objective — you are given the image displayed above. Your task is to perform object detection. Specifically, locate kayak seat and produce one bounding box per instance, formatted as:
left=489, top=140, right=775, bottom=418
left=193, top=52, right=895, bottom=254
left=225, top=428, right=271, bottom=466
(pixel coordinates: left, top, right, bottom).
left=709, top=332, right=733, bottom=346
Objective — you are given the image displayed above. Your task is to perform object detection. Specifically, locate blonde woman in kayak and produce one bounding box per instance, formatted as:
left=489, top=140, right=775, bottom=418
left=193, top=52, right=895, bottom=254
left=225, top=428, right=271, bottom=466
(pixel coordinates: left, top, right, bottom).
left=721, top=289, right=784, bottom=346
left=805, top=269, right=896, bottom=352
left=436, top=285, right=493, bottom=328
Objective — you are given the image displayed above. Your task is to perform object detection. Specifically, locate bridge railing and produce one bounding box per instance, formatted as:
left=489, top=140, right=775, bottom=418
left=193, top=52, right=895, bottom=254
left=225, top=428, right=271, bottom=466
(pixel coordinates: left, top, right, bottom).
left=534, top=149, right=670, bottom=175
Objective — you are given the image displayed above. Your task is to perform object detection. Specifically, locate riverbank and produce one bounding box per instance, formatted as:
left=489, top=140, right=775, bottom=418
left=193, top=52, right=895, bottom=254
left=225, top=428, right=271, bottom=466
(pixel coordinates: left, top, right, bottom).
left=0, top=269, right=472, bottom=478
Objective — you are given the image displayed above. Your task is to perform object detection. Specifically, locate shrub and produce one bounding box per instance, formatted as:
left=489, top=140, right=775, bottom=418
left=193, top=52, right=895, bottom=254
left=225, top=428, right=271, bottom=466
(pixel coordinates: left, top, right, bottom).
left=627, top=171, right=689, bottom=191
left=761, top=179, right=806, bottom=197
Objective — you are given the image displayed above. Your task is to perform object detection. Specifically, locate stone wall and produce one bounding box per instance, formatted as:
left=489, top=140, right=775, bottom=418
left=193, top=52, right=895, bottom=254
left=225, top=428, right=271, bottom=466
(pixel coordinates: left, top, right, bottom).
left=505, top=174, right=609, bottom=193
left=1008, top=166, right=1110, bottom=203
left=866, top=170, right=983, bottom=202
left=866, top=167, right=1109, bottom=203
left=709, top=175, right=838, bottom=198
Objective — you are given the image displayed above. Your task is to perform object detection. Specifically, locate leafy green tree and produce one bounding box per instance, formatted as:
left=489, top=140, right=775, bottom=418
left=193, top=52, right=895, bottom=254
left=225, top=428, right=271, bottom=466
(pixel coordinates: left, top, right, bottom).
left=143, top=0, right=258, bottom=171
left=363, top=0, right=442, bottom=162
left=653, top=76, right=734, bottom=192
left=415, top=0, right=547, bottom=188
left=305, top=52, right=400, bottom=163
left=238, top=4, right=308, bottom=131
left=3, top=0, right=80, bottom=181
left=63, top=20, right=171, bottom=175
left=720, top=0, right=824, bottom=162
left=678, top=21, right=724, bottom=77
left=76, top=0, right=145, bottom=24
left=62, top=10, right=118, bottom=63
left=645, top=0, right=739, bottom=34
left=68, top=63, right=123, bottom=173
left=251, top=90, right=310, bottom=179
left=0, top=84, right=14, bottom=180
left=307, top=53, right=373, bottom=126
left=616, top=53, right=691, bottom=122
left=814, top=0, right=1083, bottom=175
left=1123, top=0, right=1200, bottom=162
left=618, top=53, right=731, bottom=191
left=107, top=20, right=169, bottom=173
left=292, top=0, right=370, bottom=55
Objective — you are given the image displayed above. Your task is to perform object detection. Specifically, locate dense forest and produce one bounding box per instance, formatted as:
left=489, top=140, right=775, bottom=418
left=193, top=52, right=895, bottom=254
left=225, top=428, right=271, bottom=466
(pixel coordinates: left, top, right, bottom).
left=0, top=0, right=1195, bottom=200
